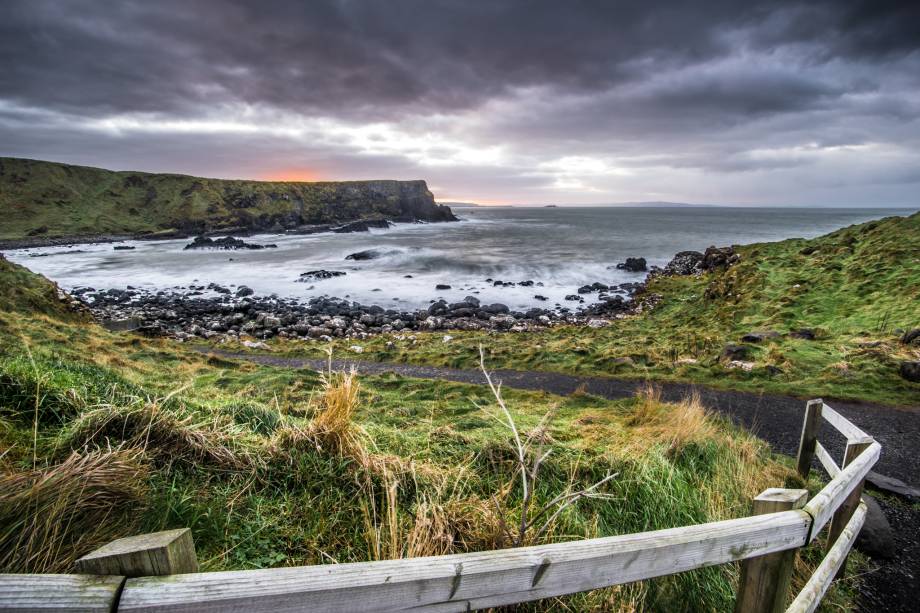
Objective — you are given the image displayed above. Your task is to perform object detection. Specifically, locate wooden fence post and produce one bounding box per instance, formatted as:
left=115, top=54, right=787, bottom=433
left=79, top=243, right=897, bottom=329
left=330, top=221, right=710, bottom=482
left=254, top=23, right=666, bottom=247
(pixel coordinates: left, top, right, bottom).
left=796, top=399, right=823, bottom=479
left=827, top=437, right=872, bottom=579
left=735, top=488, right=809, bottom=613
left=75, top=528, right=198, bottom=577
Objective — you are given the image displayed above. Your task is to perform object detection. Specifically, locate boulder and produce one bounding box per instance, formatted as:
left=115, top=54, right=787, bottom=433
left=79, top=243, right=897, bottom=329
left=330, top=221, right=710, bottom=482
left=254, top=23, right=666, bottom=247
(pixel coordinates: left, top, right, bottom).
left=298, top=270, right=346, bottom=282
left=616, top=257, right=647, bottom=272
left=235, top=286, right=254, bottom=297
left=663, top=251, right=704, bottom=275
left=435, top=284, right=452, bottom=290
left=113, top=245, right=136, bottom=251
left=587, top=319, right=609, bottom=328
left=721, top=344, right=750, bottom=361
left=741, top=331, right=781, bottom=343
left=481, top=303, right=510, bottom=314
left=345, top=249, right=383, bottom=261
left=899, top=361, right=920, bottom=383
left=790, top=328, right=816, bottom=340
left=866, top=471, right=920, bottom=502
left=901, top=328, right=920, bottom=345
left=184, top=236, right=277, bottom=250
left=700, top=245, right=740, bottom=270
left=854, top=495, right=895, bottom=560
left=331, top=219, right=391, bottom=233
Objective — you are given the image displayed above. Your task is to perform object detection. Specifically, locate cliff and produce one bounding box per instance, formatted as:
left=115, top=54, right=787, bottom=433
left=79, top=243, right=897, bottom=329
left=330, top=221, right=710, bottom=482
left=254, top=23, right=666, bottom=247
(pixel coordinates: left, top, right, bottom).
left=0, top=157, right=456, bottom=244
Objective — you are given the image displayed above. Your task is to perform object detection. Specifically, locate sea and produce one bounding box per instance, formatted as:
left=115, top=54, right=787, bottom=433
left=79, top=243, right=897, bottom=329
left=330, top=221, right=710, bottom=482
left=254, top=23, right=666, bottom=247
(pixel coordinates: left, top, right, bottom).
left=5, top=206, right=915, bottom=311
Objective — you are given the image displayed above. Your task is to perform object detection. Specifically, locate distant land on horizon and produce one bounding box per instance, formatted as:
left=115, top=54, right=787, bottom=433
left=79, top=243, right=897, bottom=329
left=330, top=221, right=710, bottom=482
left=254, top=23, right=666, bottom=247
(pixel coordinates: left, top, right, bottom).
left=448, top=201, right=918, bottom=210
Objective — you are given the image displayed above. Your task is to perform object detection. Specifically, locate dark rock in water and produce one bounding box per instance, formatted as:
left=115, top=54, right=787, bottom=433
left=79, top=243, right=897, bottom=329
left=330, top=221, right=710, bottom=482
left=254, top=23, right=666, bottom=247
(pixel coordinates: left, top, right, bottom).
left=578, top=282, right=609, bottom=294
left=855, top=495, right=895, bottom=560
left=236, top=286, right=254, bottom=297
left=462, top=296, right=480, bottom=308
left=616, top=257, right=647, bottom=272
left=701, top=245, right=740, bottom=270
left=866, top=471, right=920, bottom=502
left=721, top=344, right=750, bottom=361
left=564, top=294, right=583, bottom=302
left=519, top=280, right=534, bottom=287
left=899, top=361, right=920, bottom=383
left=298, top=270, right=346, bottom=282
left=790, top=328, right=816, bottom=340
left=901, top=328, right=920, bottom=345
left=534, top=295, right=548, bottom=301
left=345, top=249, right=389, bottom=261
left=663, top=250, right=704, bottom=275
left=113, top=245, right=136, bottom=250
left=331, top=219, right=391, bottom=233
left=428, top=300, right=449, bottom=315
left=184, top=236, right=277, bottom=250
left=481, top=303, right=510, bottom=314
left=435, top=284, right=452, bottom=290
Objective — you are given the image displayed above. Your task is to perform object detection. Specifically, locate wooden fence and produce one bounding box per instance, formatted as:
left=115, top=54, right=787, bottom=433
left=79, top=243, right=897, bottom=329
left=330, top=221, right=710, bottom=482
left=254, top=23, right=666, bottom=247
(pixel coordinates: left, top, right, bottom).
left=0, top=399, right=879, bottom=613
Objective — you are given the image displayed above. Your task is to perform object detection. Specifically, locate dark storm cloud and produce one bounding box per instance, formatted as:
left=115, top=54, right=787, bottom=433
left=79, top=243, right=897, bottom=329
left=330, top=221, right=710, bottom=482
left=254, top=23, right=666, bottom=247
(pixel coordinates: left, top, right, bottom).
left=1, top=0, right=919, bottom=204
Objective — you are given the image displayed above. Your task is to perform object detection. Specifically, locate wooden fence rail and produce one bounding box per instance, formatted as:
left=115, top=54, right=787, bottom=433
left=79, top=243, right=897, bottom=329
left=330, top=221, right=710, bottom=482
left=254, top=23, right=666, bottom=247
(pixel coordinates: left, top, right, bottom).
left=0, top=399, right=879, bottom=613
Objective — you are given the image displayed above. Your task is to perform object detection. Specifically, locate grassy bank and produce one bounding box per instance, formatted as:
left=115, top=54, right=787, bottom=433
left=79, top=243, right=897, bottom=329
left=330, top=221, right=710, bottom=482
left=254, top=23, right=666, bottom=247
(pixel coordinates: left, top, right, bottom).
left=257, top=211, right=920, bottom=406
left=0, top=259, right=861, bottom=610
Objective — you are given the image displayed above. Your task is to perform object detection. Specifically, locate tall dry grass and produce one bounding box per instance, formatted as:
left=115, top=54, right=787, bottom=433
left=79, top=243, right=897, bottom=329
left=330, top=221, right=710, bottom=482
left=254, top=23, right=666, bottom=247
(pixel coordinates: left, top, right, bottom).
left=0, top=448, right=149, bottom=573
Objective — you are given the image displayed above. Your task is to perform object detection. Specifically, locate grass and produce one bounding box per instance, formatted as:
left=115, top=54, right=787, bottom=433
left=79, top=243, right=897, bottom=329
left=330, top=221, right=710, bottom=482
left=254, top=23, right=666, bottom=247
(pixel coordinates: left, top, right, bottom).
left=0, top=157, right=442, bottom=241
left=254, top=211, right=920, bottom=406
left=0, top=220, right=880, bottom=610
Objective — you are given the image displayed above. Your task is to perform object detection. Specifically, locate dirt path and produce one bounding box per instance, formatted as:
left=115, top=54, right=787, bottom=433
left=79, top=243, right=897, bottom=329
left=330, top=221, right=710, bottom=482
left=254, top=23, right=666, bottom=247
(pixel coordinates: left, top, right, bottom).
left=203, top=349, right=919, bottom=611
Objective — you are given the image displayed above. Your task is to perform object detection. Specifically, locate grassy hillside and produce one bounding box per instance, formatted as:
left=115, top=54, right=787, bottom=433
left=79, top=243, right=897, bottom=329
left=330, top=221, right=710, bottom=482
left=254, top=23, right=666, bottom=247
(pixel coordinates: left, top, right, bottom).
left=0, top=251, right=859, bottom=609
left=0, top=157, right=454, bottom=242
left=269, top=211, right=920, bottom=405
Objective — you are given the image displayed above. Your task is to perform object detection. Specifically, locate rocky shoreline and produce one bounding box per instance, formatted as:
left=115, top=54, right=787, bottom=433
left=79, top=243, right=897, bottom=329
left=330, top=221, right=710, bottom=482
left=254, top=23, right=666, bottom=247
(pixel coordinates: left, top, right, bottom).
left=69, top=245, right=738, bottom=342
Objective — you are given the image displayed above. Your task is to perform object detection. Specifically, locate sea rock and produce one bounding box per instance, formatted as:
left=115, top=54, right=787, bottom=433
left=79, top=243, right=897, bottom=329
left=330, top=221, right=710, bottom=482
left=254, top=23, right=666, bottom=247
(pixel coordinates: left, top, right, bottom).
left=235, top=286, right=254, bottom=297
left=899, top=361, right=920, bottom=383
left=298, top=270, right=346, bottom=282
left=332, top=219, right=391, bottom=233
left=616, top=257, right=647, bottom=272
left=184, top=236, right=277, bottom=250
left=113, top=245, right=136, bottom=251
left=435, top=284, right=452, bottom=290
left=481, top=303, right=510, bottom=314
left=578, top=282, right=609, bottom=294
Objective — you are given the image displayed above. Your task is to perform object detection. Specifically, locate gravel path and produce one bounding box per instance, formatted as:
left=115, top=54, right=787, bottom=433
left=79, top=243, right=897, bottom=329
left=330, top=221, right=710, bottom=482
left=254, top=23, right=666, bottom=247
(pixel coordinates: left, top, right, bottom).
left=204, top=349, right=919, bottom=611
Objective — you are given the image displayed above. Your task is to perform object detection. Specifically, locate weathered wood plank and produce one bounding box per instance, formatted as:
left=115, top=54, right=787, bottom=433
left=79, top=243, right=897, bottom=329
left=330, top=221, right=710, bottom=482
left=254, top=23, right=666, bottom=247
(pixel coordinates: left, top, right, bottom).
left=826, top=439, right=871, bottom=579
left=119, top=511, right=812, bottom=613
left=786, top=502, right=867, bottom=613
left=814, top=442, right=839, bottom=478
left=735, top=489, right=808, bottom=613
left=820, top=405, right=868, bottom=441
left=803, top=440, right=879, bottom=540
left=75, top=528, right=198, bottom=577
left=796, top=400, right=823, bottom=478
left=0, top=574, right=124, bottom=612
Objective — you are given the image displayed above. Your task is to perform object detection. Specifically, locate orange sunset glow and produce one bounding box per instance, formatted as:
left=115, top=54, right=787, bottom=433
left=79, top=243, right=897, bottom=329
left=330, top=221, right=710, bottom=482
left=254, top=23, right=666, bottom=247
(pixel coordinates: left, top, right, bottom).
left=260, top=168, right=323, bottom=182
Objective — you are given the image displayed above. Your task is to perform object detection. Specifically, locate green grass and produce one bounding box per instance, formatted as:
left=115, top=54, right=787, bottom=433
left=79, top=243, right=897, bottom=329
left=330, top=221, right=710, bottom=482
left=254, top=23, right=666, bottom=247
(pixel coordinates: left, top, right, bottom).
left=0, top=157, right=441, bottom=241
left=0, top=257, right=861, bottom=610
left=257, top=211, right=920, bottom=406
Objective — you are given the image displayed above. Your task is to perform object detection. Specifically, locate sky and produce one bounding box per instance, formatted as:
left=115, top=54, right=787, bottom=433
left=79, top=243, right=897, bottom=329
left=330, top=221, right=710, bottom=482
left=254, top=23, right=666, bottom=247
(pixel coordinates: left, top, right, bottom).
left=1, top=0, right=919, bottom=206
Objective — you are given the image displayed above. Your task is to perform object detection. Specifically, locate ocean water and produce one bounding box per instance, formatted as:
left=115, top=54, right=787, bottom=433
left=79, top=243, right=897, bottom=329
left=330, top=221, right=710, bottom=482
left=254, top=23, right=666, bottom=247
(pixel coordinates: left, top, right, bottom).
left=5, top=206, right=914, bottom=311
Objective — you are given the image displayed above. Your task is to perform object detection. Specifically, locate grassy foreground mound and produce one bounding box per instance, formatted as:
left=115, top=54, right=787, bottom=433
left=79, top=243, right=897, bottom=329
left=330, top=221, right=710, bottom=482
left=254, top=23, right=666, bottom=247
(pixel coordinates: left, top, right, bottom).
left=0, top=157, right=454, bottom=242
left=289, top=211, right=920, bottom=406
left=0, top=259, right=859, bottom=609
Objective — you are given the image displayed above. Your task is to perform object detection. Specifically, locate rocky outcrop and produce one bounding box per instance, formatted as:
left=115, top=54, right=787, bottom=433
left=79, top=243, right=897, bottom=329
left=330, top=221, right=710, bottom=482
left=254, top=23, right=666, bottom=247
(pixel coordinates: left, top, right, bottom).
left=183, top=236, right=277, bottom=250
left=616, top=257, right=647, bottom=272
left=0, top=157, right=457, bottom=245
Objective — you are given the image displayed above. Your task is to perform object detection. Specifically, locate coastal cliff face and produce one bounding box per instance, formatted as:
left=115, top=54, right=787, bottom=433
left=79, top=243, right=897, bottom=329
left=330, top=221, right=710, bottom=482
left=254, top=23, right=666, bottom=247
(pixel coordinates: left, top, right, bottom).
left=0, top=157, right=456, bottom=243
